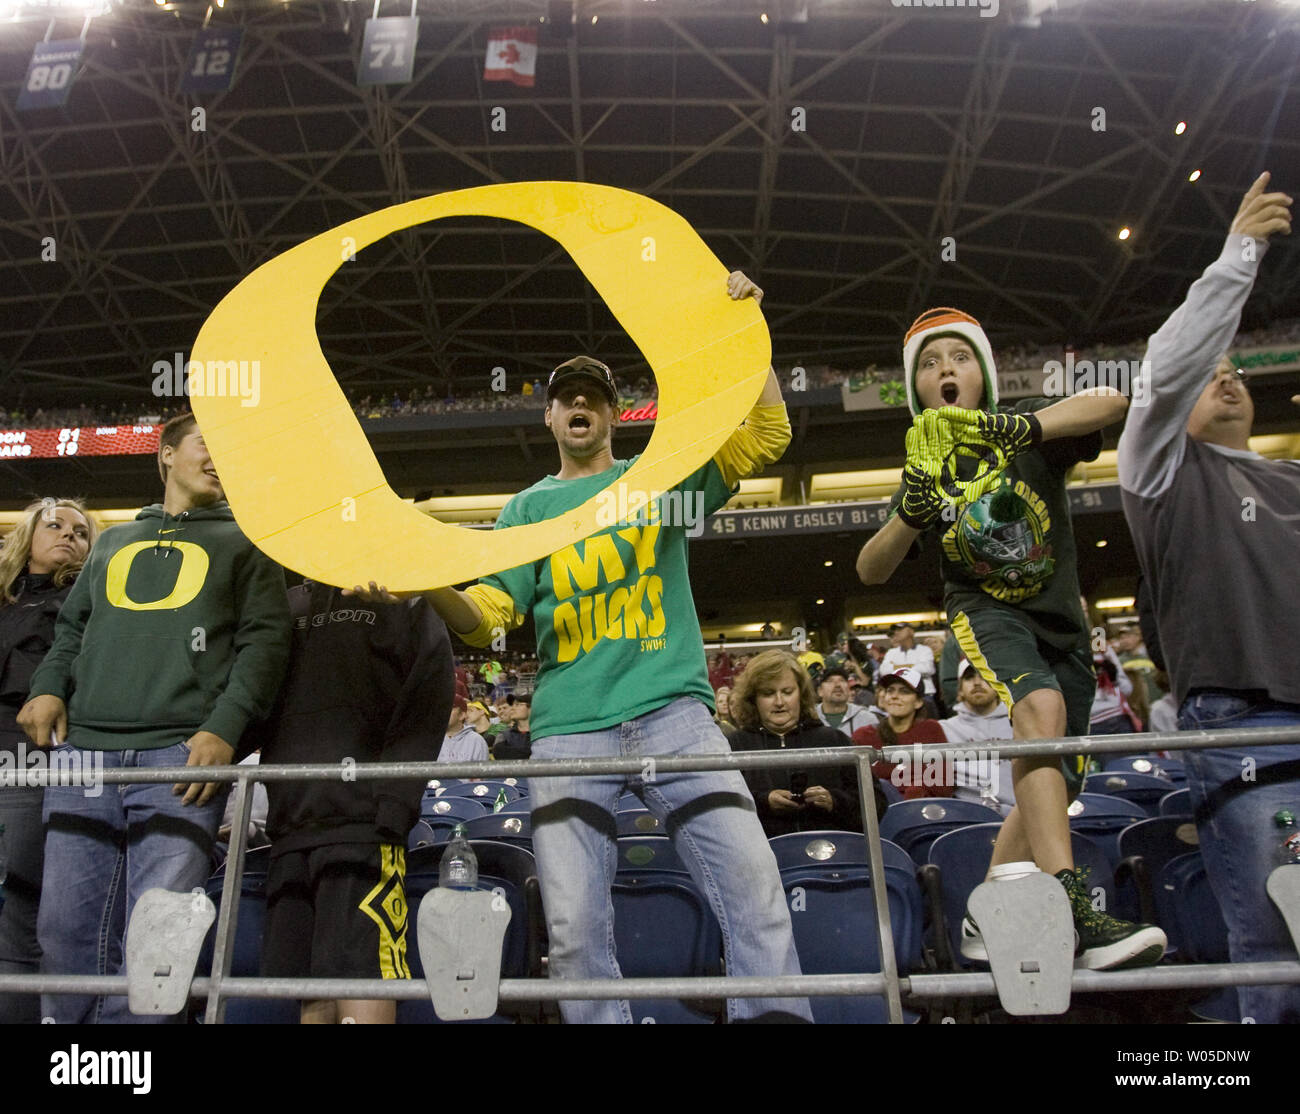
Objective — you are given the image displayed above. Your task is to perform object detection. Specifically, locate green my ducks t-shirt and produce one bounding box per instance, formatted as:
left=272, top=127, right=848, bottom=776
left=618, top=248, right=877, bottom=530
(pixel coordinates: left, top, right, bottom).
left=481, top=457, right=733, bottom=740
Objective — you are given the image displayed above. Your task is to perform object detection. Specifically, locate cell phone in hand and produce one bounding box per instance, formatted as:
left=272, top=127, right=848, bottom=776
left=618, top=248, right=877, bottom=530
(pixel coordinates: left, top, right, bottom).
left=789, top=773, right=808, bottom=802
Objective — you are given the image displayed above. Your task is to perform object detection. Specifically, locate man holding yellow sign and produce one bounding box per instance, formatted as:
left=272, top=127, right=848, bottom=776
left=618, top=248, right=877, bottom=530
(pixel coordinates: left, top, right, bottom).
left=358, top=272, right=810, bottom=1024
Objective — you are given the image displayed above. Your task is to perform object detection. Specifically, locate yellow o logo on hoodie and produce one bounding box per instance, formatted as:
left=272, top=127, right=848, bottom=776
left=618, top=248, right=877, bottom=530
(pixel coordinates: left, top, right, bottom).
left=105, top=541, right=211, bottom=611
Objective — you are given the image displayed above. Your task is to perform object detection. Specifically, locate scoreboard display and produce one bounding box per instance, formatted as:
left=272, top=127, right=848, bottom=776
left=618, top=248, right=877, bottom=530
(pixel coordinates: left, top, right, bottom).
left=0, top=426, right=161, bottom=460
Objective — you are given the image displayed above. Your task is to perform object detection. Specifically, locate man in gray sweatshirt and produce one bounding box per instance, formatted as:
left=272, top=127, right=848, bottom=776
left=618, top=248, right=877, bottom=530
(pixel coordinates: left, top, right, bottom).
left=1117, top=171, right=1297, bottom=1024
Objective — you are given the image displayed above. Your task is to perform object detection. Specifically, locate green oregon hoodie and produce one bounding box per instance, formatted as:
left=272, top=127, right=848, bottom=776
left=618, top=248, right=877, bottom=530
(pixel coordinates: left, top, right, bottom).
left=28, top=501, right=290, bottom=751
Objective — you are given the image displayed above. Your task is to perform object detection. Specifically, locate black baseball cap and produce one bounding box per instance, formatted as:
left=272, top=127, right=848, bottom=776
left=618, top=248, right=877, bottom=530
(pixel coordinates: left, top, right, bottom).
left=546, top=356, right=618, bottom=407
left=818, top=665, right=850, bottom=684
left=888, top=621, right=914, bottom=633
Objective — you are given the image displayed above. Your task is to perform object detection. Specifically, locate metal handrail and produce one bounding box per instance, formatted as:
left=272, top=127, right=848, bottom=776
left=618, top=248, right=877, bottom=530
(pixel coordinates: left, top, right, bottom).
left=1, top=724, right=1297, bottom=1022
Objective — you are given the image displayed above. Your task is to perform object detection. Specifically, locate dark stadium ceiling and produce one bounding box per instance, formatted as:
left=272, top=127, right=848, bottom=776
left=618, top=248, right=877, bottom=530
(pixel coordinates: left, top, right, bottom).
left=3, top=0, right=1300, bottom=415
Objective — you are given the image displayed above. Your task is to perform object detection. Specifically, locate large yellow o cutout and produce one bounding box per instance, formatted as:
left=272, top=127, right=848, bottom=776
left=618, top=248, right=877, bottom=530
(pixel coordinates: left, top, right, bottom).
left=189, top=181, right=771, bottom=590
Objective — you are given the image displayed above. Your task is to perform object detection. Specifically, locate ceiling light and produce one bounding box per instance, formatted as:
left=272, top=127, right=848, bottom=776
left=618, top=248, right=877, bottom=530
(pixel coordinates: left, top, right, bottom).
left=1095, top=539, right=1108, bottom=547
left=1118, top=227, right=1131, bottom=241
left=823, top=560, right=833, bottom=567
left=1188, top=169, right=1201, bottom=182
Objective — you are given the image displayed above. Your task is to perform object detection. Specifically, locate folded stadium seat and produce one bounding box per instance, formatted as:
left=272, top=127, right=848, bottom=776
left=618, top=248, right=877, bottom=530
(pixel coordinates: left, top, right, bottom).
left=434, top=781, right=524, bottom=806
left=1104, top=754, right=1186, bottom=786
left=463, top=811, right=533, bottom=849
left=401, top=841, right=545, bottom=1024
left=879, top=799, right=1003, bottom=866
left=1152, top=851, right=1236, bottom=1023
left=1158, top=788, right=1192, bottom=817
left=615, top=808, right=666, bottom=837
left=1082, top=771, right=1178, bottom=814
left=768, top=831, right=923, bottom=1024
left=1113, top=816, right=1202, bottom=926
left=612, top=836, right=724, bottom=1024
left=419, top=794, right=490, bottom=832
left=615, top=791, right=644, bottom=812
left=923, top=824, right=1116, bottom=973
left=199, top=847, right=299, bottom=1024
left=408, top=819, right=442, bottom=851
left=1066, top=793, right=1149, bottom=868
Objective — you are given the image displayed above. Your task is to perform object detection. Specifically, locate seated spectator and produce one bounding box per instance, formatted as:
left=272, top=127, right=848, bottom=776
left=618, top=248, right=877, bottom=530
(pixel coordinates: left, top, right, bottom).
left=730, top=649, right=881, bottom=837
left=1090, top=644, right=1141, bottom=734
left=879, top=623, right=939, bottom=715
left=439, top=695, right=489, bottom=763
left=853, top=668, right=950, bottom=799
left=465, top=700, right=505, bottom=745
left=815, top=665, right=880, bottom=739
left=941, top=661, right=1015, bottom=815
left=713, top=685, right=738, bottom=738
left=1146, top=670, right=1179, bottom=736
left=493, top=693, right=532, bottom=761
left=212, top=752, right=270, bottom=869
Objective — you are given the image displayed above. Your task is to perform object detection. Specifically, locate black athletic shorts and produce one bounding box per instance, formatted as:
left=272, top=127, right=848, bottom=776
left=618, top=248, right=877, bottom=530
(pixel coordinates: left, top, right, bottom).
left=949, top=605, right=1095, bottom=798
left=263, top=842, right=411, bottom=981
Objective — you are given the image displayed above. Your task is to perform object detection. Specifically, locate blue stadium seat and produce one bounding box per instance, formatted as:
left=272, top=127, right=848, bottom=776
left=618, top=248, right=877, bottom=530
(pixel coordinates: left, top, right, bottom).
left=879, top=798, right=1003, bottom=865
left=420, top=794, right=490, bottom=829
left=1113, top=816, right=1202, bottom=924
left=768, top=831, right=923, bottom=1024
left=1067, top=793, right=1149, bottom=868
left=407, top=819, right=443, bottom=850
left=615, top=809, right=666, bottom=837
left=401, top=841, right=544, bottom=1024
left=434, top=781, right=523, bottom=806
left=613, top=836, right=723, bottom=1024
left=463, top=811, right=533, bottom=848
left=924, top=824, right=1115, bottom=970
left=615, top=792, right=644, bottom=812
left=1083, top=771, right=1178, bottom=814
left=877, top=778, right=903, bottom=806
left=1103, top=754, right=1185, bottom=786
left=1153, top=851, right=1229, bottom=965
left=200, top=848, right=299, bottom=1024
left=1158, top=788, right=1192, bottom=817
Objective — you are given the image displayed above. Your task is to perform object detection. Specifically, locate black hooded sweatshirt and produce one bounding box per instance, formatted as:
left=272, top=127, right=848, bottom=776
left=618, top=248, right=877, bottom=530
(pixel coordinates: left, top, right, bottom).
left=730, top=719, right=884, bottom=838
left=240, top=583, right=454, bottom=853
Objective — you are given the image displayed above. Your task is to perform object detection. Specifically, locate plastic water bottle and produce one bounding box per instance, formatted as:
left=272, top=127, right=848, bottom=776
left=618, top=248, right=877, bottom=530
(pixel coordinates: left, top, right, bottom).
left=1274, top=810, right=1300, bottom=866
left=0, top=824, right=8, bottom=917
left=493, top=788, right=508, bottom=813
left=439, top=824, right=478, bottom=890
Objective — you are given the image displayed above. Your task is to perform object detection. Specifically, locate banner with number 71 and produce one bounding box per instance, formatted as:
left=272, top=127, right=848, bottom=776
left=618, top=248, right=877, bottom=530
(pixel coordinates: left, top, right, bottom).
left=358, top=17, right=419, bottom=86
left=180, top=27, right=244, bottom=95
left=17, top=39, right=85, bottom=112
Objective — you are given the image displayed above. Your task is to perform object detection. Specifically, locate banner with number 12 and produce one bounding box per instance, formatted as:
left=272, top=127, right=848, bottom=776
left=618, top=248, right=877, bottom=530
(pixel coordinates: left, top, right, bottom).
left=180, top=27, right=243, bottom=94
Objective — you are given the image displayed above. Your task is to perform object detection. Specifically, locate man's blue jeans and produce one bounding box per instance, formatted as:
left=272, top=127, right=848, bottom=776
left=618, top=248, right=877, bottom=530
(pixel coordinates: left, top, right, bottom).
left=528, top=697, right=812, bottom=1023
left=38, top=740, right=227, bottom=1024
left=1178, top=692, right=1300, bottom=1024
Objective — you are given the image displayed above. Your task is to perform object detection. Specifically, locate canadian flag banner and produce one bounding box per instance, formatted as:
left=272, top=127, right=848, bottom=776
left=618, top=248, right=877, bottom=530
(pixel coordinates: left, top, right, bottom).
left=483, top=26, right=538, bottom=87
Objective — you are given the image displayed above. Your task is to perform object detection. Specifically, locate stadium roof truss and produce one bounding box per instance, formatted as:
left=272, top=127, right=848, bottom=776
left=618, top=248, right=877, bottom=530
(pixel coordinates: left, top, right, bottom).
left=1, top=0, right=1299, bottom=411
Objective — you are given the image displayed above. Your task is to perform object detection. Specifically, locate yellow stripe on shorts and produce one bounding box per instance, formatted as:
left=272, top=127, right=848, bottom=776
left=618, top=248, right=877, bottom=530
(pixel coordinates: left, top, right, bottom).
left=359, top=844, right=411, bottom=980
left=949, top=610, right=1016, bottom=716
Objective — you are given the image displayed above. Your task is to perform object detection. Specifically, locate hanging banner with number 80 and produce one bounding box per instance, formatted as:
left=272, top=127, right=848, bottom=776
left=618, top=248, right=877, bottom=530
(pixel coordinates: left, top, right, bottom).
left=17, top=39, right=84, bottom=111
left=180, top=27, right=244, bottom=94
left=358, top=17, right=419, bottom=86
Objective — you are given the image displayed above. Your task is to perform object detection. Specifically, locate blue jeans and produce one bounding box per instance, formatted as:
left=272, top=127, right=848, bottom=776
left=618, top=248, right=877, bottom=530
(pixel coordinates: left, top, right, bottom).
left=1178, top=693, right=1300, bottom=1024
left=0, top=785, right=44, bottom=1024
left=529, top=697, right=811, bottom=1024
left=38, top=740, right=227, bottom=1024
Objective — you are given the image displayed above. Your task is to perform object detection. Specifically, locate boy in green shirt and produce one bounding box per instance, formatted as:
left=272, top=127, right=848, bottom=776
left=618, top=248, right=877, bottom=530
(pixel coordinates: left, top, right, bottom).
left=856, top=308, right=1165, bottom=970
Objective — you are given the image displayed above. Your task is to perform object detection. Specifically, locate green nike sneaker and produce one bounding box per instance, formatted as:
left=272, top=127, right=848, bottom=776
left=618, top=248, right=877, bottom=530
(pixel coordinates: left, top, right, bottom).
left=1057, top=867, right=1166, bottom=970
